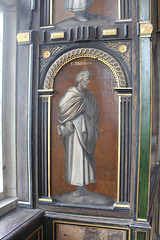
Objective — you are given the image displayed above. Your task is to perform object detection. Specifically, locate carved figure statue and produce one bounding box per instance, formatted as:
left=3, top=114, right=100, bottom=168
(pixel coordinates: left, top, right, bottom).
left=57, top=70, right=100, bottom=196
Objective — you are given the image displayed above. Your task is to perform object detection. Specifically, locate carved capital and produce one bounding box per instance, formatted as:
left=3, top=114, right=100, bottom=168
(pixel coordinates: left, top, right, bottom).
left=140, top=22, right=153, bottom=37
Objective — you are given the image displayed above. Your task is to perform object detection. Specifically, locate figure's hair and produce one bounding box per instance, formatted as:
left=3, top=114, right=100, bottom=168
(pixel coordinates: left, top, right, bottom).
left=76, top=70, right=90, bottom=83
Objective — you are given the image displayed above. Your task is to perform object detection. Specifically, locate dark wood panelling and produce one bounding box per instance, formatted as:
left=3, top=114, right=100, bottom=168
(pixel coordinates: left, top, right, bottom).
left=39, top=22, right=132, bottom=44
left=159, top=0, right=160, bottom=30
left=150, top=183, right=160, bottom=239
left=14, top=0, right=160, bottom=239
left=44, top=218, right=53, bottom=240
left=26, top=226, right=43, bottom=240
left=0, top=208, right=44, bottom=240
left=149, top=166, right=160, bottom=239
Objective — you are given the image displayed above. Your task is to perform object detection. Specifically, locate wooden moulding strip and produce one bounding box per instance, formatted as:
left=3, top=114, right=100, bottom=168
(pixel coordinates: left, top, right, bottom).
left=50, top=0, right=53, bottom=25
left=158, top=0, right=160, bottom=30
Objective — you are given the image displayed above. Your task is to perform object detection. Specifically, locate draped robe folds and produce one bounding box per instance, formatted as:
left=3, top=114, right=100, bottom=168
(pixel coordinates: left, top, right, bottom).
left=58, top=87, right=99, bottom=186
left=64, top=0, right=94, bottom=12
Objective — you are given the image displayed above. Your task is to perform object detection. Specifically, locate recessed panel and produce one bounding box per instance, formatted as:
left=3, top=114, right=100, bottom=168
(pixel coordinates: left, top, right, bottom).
left=50, top=57, right=118, bottom=206
left=55, top=223, right=127, bottom=240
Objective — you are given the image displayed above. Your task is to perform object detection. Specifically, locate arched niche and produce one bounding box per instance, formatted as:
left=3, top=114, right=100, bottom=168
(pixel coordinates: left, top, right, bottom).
left=50, top=57, right=119, bottom=199
left=38, top=47, right=132, bottom=207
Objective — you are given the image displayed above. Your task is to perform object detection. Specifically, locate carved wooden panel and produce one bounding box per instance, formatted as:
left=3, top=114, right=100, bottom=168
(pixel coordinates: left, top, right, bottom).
left=38, top=42, right=132, bottom=209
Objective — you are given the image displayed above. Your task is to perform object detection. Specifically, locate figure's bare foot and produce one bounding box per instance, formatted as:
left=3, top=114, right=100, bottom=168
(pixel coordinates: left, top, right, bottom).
left=72, top=186, right=88, bottom=198
left=75, top=11, right=91, bottom=22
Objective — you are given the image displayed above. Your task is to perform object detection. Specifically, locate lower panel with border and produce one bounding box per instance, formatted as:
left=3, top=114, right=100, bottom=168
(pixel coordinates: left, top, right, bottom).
left=53, top=221, right=131, bottom=240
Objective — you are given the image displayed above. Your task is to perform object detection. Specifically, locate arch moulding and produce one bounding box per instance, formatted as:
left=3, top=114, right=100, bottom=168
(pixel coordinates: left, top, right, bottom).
left=43, top=47, right=128, bottom=89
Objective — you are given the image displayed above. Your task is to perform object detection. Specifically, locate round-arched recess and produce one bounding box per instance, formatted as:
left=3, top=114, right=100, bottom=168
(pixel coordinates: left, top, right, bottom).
left=50, top=57, right=119, bottom=199
left=38, top=46, right=132, bottom=201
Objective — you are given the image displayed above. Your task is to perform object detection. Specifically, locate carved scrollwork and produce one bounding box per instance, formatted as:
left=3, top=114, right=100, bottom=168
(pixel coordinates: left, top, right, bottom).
left=102, top=42, right=131, bottom=71
left=43, top=48, right=127, bottom=89
left=40, top=46, right=66, bottom=73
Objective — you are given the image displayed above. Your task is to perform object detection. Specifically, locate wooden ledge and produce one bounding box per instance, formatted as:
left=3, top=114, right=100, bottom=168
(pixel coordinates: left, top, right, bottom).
left=0, top=208, right=45, bottom=240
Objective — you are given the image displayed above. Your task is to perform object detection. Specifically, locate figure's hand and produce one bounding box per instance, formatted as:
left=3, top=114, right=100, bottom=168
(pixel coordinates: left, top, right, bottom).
left=57, top=122, right=74, bottom=137
left=57, top=125, right=62, bottom=135
left=65, top=121, right=74, bottom=134
left=57, top=124, right=67, bottom=136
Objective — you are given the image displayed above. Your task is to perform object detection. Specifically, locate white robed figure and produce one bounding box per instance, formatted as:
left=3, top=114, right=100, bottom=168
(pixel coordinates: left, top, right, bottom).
left=63, top=0, right=94, bottom=22
left=57, top=70, right=99, bottom=194
left=64, top=0, right=94, bottom=12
